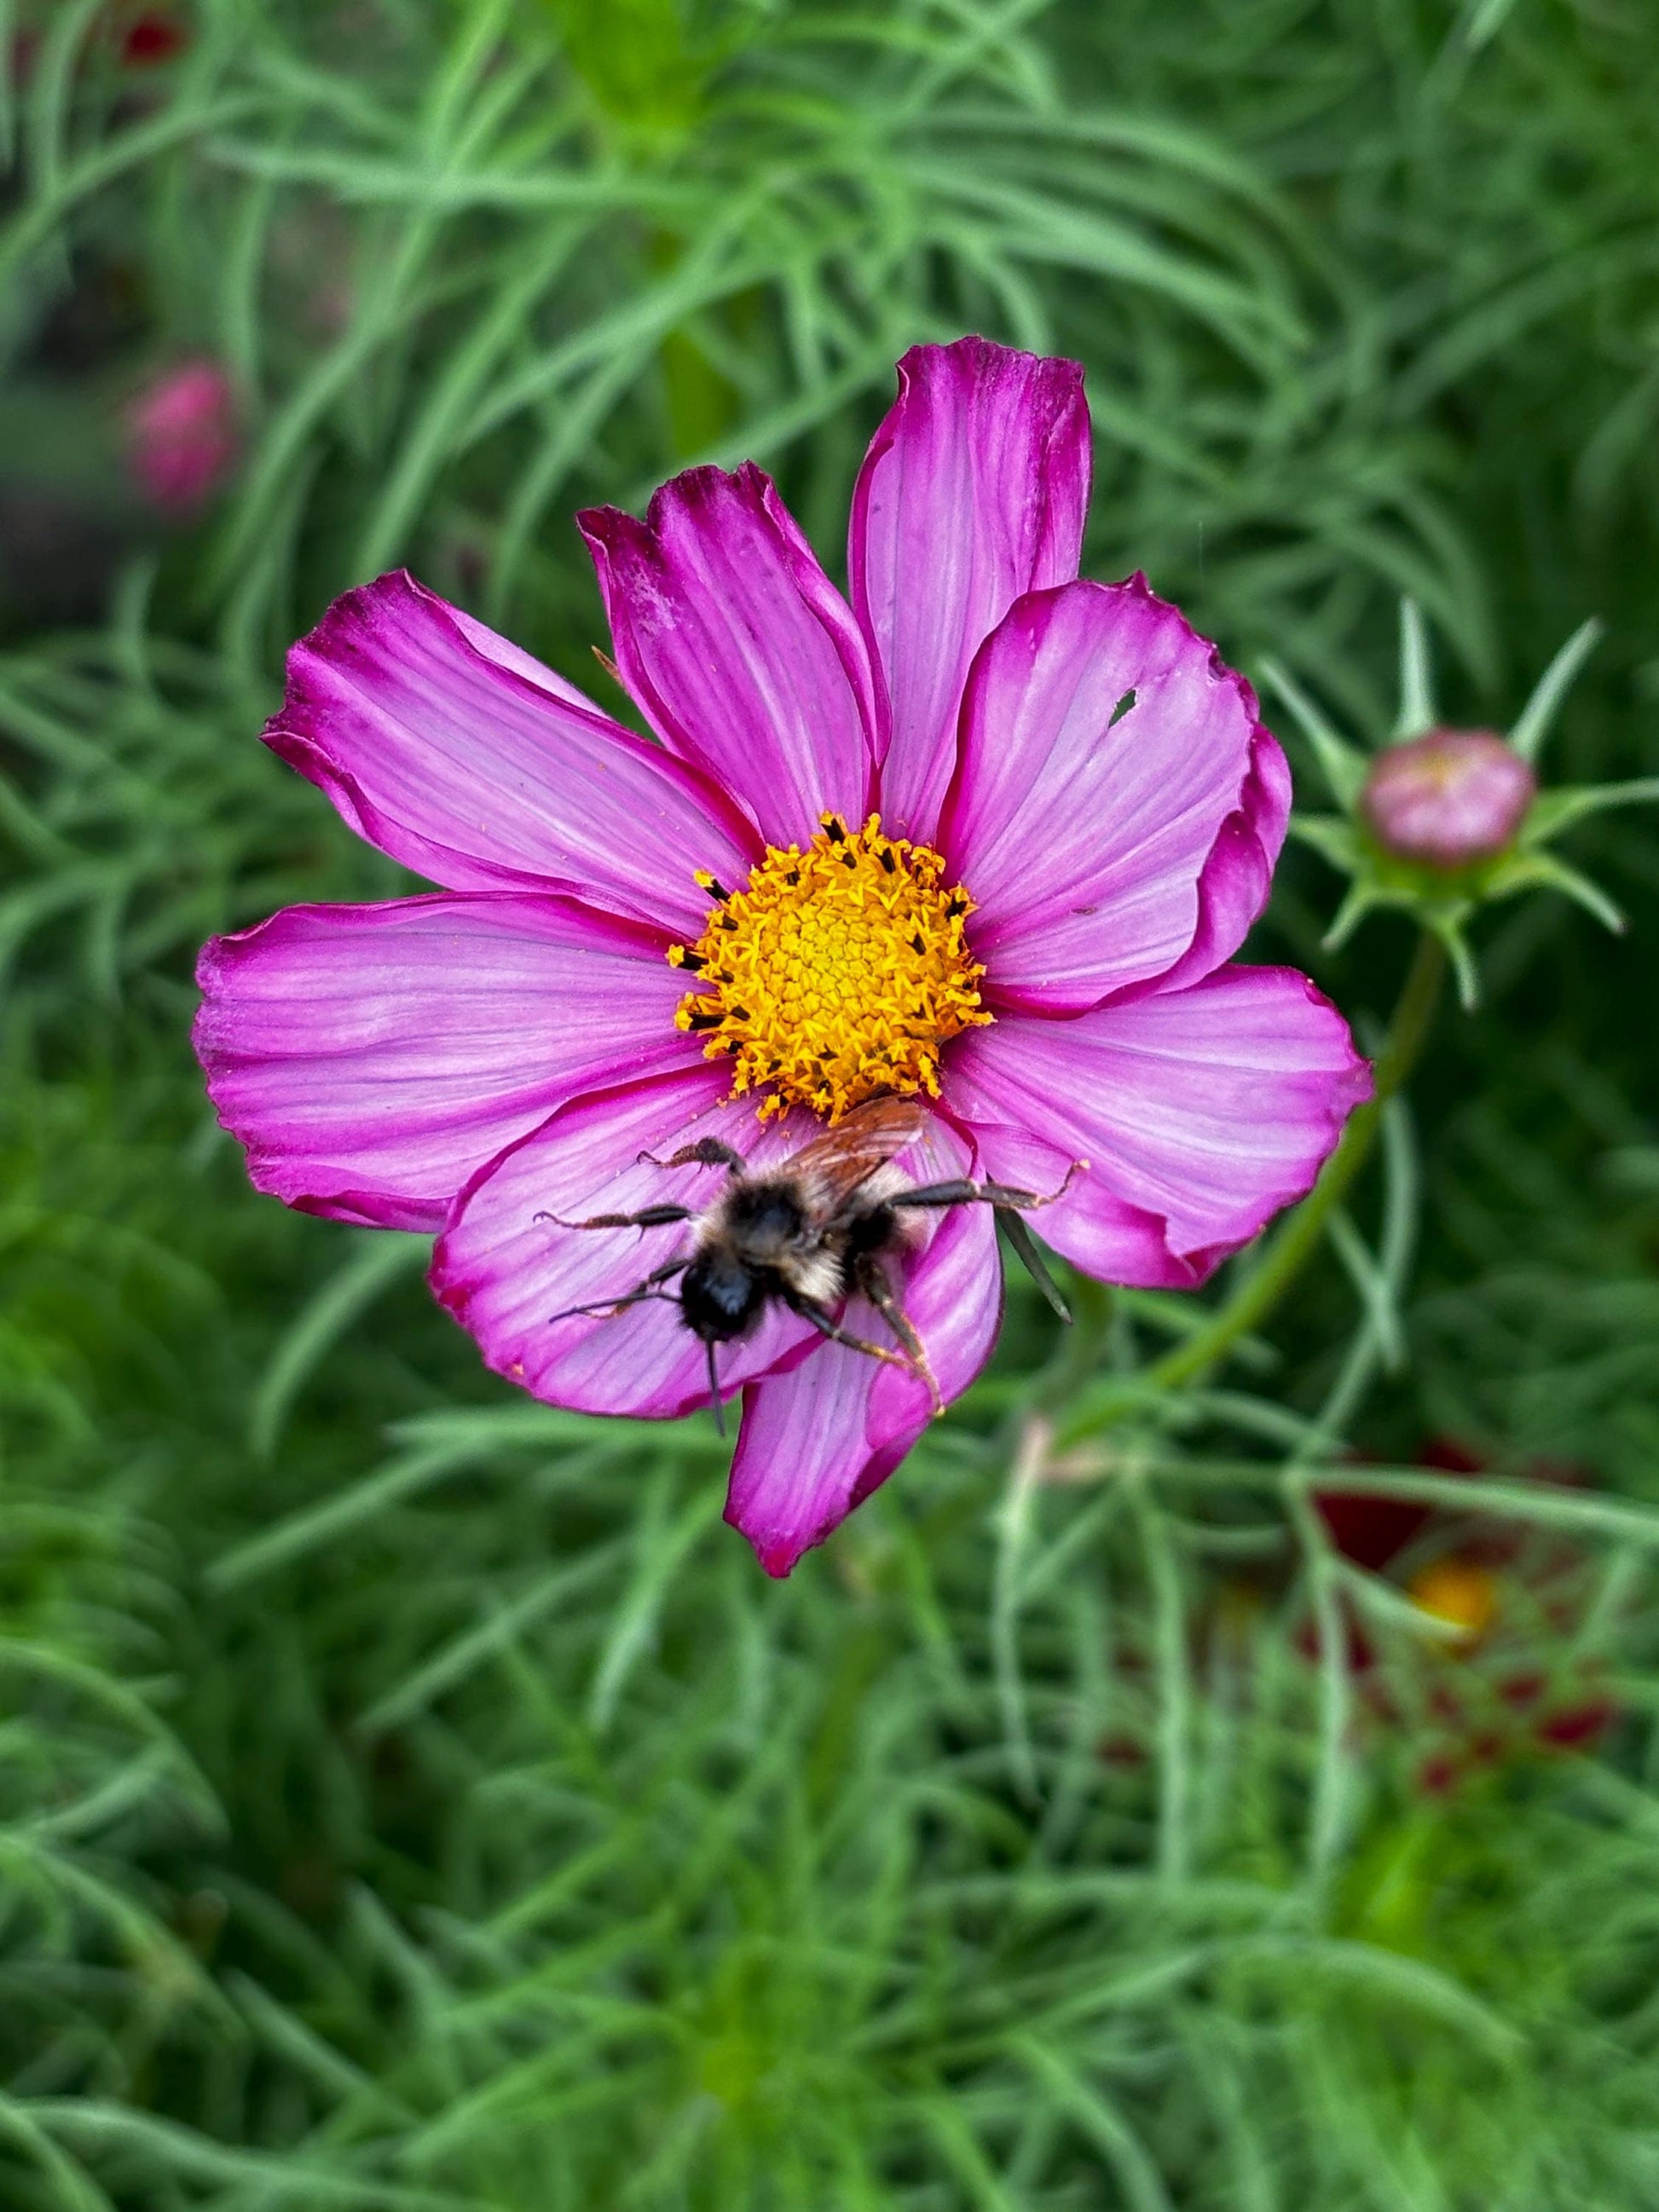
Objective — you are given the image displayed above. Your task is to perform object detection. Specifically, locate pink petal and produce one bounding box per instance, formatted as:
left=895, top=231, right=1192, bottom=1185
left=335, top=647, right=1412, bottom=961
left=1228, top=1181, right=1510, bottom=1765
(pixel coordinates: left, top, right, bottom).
left=725, top=1118, right=1002, bottom=1577
left=849, top=338, right=1090, bottom=843
left=265, top=570, right=757, bottom=934
left=930, top=1112, right=1183, bottom=1291
left=581, top=465, right=877, bottom=847
left=1147, top=725, right=1292, bottom=996
left=940, top=577, right=1287, bottom=1014
left=946, top=967, right=1372, bottom=1288
left=431, top=1070, right=823, bottom=1421
left=194, top=895, right=694, bottom=1231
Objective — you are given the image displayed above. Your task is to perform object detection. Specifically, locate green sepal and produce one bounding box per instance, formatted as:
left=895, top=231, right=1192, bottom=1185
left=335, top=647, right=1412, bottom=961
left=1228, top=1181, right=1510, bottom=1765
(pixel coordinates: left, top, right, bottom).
left=1482, top=848, right=1626, bottom=933
left=1393, top=599, right=1437, bottom=740
left=1261, top=659, right=1368, bottom=808
left=1522, top=777, right=1659, bottom=846
left=1425, top=911, right=1482, bottom=1010
left=1321, top=880, right=1385, bottom=951
left=1286, top=813, right=1365, bottom=869
left=1508, top=618, right=1604, bottom=765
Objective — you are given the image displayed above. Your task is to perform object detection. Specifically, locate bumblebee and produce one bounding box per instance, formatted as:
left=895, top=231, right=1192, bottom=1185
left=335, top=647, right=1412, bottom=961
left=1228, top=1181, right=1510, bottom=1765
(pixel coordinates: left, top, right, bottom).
left=545, top=1095, right=1078, bottom=1428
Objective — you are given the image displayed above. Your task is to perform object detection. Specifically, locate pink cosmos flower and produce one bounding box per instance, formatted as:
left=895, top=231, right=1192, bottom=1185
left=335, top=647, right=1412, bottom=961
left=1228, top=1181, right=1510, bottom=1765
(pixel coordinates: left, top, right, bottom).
left=124, top=357, right=238, bottom=516
left=194, top=338, right=1371, bottom=1575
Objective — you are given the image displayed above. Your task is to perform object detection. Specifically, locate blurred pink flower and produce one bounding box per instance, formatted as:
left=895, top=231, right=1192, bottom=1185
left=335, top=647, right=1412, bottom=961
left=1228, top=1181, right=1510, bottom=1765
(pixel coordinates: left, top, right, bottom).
left=124, top=358, right=238, bottom=516
left=194, top=338, right=1371, bottom=1574
left=1361, top=726, right=1536, bottom=869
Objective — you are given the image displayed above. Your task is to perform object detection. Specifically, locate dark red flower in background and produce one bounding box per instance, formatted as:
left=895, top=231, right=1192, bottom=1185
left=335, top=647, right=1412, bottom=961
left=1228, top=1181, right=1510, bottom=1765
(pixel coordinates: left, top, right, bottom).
left=11, top=6, right=190, bottom=77
left=1314, top=1438, right=1617, bottom=1792
left=119, top=12, right=188, bottom=67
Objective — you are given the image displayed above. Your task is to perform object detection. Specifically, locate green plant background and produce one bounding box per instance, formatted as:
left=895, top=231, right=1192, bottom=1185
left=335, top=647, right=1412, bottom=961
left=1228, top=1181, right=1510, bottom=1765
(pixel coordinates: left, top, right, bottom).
left=4, top=1, right=1659, bottom=2204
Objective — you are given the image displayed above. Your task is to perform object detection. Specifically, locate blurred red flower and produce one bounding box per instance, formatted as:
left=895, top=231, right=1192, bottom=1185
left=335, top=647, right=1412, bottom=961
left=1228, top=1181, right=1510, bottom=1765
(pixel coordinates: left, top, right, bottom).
left=1313, top=1438, right=1617, bottom=1792
left=119, top=12, right=189, bottom=67
left=9, top=7, right=188, bottom=78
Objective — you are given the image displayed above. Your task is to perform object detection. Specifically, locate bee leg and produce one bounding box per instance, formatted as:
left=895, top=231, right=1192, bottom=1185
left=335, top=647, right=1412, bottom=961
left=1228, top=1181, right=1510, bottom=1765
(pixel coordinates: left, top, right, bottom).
left=546, top=1257, right=687, bottom=1325
left=636, top=1137, right=747, bottom=1175
left=705, top=1338, right=726, bottom=1439
left=793, top=1298, right=916, bottom=1380
left=535, top=1201, right=697, bottom=1232
left=852, top=1259, right=943, bottom=1418
left=889, top=1159, right=1086, bottom=1214
left=995, top=1206, right=1072, bottom=1325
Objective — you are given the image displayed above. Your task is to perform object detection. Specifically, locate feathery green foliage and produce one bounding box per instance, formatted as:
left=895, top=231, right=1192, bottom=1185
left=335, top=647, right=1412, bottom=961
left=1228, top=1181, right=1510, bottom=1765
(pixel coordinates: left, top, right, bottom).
left=3, top=0, right=1659, bottom=2204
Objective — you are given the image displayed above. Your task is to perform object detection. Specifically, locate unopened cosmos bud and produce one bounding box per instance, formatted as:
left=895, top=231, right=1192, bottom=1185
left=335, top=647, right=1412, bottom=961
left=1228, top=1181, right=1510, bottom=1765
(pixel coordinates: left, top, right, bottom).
left=1361, top=727, right=1535, bottom=869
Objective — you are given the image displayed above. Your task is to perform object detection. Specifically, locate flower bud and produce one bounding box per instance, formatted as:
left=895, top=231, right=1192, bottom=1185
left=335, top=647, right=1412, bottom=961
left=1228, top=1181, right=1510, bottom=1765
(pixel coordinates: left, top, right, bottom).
left=1361, top=727, right=1535, bottom=869
left=123, top=358, right=238, bottom=517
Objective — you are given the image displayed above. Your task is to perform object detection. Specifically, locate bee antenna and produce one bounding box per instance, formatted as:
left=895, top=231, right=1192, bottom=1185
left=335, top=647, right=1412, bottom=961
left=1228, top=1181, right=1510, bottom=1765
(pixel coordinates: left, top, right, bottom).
left=706, top=1337, right=725, bottom=1438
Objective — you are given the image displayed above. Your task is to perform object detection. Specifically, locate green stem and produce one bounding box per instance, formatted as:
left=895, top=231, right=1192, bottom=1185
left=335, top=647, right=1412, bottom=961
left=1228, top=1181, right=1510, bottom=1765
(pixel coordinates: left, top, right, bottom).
left=1141, top=931, right=1448, bottom=1395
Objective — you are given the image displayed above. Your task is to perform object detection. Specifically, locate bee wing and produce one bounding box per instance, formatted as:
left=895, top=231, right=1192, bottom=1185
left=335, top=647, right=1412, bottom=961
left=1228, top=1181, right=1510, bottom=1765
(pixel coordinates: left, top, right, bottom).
left=783, top=1096, right=929, bottom=1222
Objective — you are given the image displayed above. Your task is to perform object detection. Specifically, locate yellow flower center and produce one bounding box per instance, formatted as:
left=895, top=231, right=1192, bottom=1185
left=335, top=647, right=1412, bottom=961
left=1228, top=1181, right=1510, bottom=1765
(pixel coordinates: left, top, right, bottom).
left=1408, top=1556, right=1499, bottom=1643
left=668, top=812, right=991, bottom=1123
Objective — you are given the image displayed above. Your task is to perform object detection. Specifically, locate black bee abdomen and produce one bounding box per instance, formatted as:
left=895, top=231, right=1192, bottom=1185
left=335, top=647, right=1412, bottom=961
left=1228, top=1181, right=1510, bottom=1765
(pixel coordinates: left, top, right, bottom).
left=679, top=1250, right=764, bottom=1343
left=843, top=1200, right=898, bottom=1257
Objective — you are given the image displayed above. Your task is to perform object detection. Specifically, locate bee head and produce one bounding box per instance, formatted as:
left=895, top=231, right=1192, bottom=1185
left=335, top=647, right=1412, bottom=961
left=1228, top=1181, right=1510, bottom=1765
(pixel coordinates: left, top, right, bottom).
left=679, top=1249, right=763, bottom=1343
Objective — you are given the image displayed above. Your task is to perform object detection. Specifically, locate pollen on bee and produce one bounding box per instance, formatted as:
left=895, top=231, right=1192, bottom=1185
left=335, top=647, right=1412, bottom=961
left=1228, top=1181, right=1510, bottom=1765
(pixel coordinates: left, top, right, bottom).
left=669, top=811, right=991, bottom=1123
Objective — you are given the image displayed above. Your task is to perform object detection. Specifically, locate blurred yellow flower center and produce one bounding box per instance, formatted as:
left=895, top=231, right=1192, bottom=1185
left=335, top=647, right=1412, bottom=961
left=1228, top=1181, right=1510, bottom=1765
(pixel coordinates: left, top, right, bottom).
left=668, top=812, right=991, bottom=1123
left=1408, top=1556, right=1499, bottom=1643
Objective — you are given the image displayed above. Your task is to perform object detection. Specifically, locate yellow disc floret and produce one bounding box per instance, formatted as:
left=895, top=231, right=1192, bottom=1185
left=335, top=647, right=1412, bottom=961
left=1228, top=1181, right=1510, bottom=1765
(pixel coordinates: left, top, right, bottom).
left=668, top=813, right=991, bottom=1123
left=1408, top=1556, right=1500, bottom=1643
